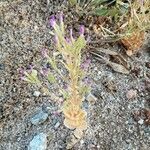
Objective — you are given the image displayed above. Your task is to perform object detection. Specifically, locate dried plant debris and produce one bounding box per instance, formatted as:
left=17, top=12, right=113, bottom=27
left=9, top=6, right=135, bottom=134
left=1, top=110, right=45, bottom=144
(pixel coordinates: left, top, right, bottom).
left=91, top=49, right=130, bottom=74
left=102, top=78, right=117, bottom=93
left=66, top=133, right=81, bottom=149
left=121, top=31, right=145, bottom=56
left=132, top=109, right=150, bottom=125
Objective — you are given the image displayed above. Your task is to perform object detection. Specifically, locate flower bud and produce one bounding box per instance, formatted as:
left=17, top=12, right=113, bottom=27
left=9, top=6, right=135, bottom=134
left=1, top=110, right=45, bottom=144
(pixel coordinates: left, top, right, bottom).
left=79, top=25, right=85, bottom=35
left=49, top=15, right=56, bottom=28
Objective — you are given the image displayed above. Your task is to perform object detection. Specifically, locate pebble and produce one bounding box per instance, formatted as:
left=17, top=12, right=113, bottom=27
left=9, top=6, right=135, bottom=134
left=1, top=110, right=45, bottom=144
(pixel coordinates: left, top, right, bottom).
left=33, top=91, right=41, bottom=97
left=30, top=110, right=48, bottom=125
left=86, top=93, right=97, bottom=104
left=126, top=89, right=137, bottom=99
left=54, top=122, right=60, bottom=129
left=28, top=133, right=47, bottom=150
left=0, top=64, right=5, bottom=70
left=138, top=119, right=144, bottom=125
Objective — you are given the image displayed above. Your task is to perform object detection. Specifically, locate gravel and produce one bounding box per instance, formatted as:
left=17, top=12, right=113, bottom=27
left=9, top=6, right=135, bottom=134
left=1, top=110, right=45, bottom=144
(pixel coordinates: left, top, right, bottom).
left=0, top=0, right=150, bottom=150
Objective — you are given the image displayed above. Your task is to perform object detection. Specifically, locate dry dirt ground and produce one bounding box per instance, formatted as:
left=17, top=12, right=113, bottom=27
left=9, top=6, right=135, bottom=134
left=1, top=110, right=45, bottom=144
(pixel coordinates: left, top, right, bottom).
left=0, top=0, right=150, bottom=150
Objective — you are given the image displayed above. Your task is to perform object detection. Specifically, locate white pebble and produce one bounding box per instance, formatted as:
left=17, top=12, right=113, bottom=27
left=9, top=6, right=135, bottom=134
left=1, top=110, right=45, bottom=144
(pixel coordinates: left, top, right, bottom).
left=33, top=91, right=41, bottom=97
left=138, top=119, right=144, bottom=125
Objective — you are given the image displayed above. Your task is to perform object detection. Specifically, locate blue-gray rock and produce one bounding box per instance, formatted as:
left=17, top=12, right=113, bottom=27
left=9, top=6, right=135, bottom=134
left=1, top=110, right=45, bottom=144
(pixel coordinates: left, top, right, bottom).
left=28, top=133, right=47, bottom=150
left=30, top=110, right=48, bottom=125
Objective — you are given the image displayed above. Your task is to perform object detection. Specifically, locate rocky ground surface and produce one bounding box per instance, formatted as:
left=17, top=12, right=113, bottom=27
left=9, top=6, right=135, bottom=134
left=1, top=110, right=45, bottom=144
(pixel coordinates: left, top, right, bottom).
left=0, top=0, right=150, bottom=150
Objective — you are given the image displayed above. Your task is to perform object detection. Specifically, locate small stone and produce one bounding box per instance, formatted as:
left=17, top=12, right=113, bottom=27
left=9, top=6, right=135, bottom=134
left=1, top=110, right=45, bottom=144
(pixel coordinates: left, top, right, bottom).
left=54, top=122, right=60, bottom=129
left=28, top=133, right=47, bottom=150
left=86, top=93, right=97, bottom=104
left=126, top=89, right=137, bottom=99
left=138, top=119, right=144, bottom=125
left=30, top=110, right=48, bottom=125
left=0, top=64, right=5, bottom=70
left=80, top=139, right=84, bottom=145
left=33, top=91, right=41, bottom=97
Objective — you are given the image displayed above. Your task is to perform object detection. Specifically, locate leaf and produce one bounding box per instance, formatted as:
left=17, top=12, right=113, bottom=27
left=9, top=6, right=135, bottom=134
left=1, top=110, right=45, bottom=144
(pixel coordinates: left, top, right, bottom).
left=95, top=7, right=109, bottom=16
left=95, top=48, right=118, bottom=55
left=69, top=0, right=77, bottom=5
left=108, top=7, right=120, bottom=17
left=47, top=73, right=56, bottom=83
left=93, top=55, right=129, bottom=74
left=107, top=61, right=130, bottom=74
left=72, top=36, right=86, bottom=55
left=79, top=85, right=90, bottom=96
left=48, top=58, right=57, bottom=70
left=92, top=0, right=109, bottom=5
left=91, top=50, right=129, bottom=74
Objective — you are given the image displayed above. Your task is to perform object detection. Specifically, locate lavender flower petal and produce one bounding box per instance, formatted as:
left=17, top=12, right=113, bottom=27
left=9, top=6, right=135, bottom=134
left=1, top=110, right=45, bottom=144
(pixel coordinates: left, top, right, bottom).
left=79, top=25, right=85, bottom=35
left=49, top=15, right=56, bottom=28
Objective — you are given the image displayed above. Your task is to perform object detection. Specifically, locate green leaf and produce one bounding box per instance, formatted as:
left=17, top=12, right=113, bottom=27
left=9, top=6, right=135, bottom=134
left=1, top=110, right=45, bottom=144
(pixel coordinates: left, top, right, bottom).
left=48, top=58, right=57, bottom=70
left=108, top=7, right=120, bottom=17
left=72, top=36, right=86, bottom=55
left=95, top=7, right=109, bottom=16
left=92, top=0, right=109, bottom=5
left=69, top=0, right=77, bottom=5
left=79, top=85, right=90, bottom=96
left=47, top=73, right=56, bottom=83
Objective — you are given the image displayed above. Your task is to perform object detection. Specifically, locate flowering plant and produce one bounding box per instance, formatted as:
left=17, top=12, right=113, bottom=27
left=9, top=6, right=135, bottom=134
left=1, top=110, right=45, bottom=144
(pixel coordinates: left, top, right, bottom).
left=19, top=12, right=91, bottom=134
left=49, top=13, right=90, bottom=131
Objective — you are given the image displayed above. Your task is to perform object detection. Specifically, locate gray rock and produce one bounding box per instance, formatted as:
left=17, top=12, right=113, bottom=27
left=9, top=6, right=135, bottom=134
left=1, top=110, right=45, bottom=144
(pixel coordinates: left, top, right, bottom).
left=54, top=122, right=60, bottom=129
left=0, top=63, right=5, bottom=70
left=30, top=110, right=48, bottom=125
left=28, top=133, right=47, bottom=150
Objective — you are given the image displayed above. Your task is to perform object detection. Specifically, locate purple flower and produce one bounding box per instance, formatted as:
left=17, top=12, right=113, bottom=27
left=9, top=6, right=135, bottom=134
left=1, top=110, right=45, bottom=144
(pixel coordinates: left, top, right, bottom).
left=49, top=15, right=56, bottom=28
left=65, top=37, right=71, bottom=43
left=79, top=25, right=85, bottom=35
left=41, top=48, right=48, bottom=58
left=28, top=64, right=34, bottom=71
left=81, top=58, right=91, bottom=71
left=83, top=77, right=92, bottom=86
left=18, top=67, right=25, bottom=80
left=18, top=67, right=25, bottom=74
left=20, top=76, right=26, bottom=81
